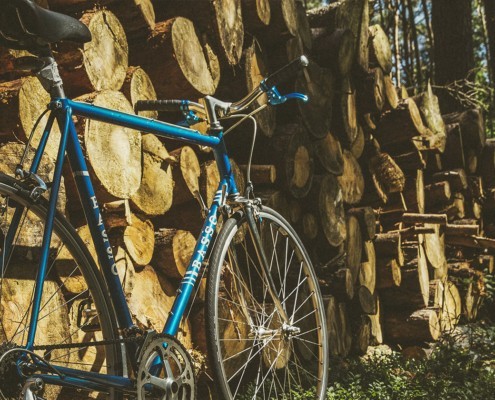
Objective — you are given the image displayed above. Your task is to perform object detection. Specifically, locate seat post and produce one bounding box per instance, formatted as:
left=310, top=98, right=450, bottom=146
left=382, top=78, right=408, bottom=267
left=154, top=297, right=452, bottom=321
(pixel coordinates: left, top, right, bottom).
left=35, top=47, right=65, bottom=100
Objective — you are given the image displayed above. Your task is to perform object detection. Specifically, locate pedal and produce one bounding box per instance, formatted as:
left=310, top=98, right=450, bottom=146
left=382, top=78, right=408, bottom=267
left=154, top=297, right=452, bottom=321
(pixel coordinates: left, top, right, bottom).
left=77, top=299, right=101, bottom=333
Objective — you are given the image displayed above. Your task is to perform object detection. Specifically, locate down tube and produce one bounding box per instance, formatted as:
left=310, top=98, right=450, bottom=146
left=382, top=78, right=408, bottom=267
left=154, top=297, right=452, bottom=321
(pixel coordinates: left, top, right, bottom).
left=65, top=114, right=134, bottom=329
left=163, top=186, right=225, bottom=336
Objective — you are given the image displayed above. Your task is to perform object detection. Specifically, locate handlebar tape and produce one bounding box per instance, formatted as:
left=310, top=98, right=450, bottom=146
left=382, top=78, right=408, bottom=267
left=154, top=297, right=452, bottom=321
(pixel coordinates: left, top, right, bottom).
left=262, top=55, right=309, bottom=89
left=134, top=99, right=185, bottom=112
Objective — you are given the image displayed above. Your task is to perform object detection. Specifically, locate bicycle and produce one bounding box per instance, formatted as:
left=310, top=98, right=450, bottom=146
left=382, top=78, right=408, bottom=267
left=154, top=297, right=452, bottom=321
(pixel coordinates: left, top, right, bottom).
left=0, top=1, right=328, bottom=399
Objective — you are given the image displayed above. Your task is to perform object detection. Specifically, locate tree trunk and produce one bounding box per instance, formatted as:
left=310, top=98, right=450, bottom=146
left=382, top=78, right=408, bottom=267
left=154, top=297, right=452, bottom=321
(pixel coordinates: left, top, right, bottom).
left=307, top=0, right=369, bottom=72
left=337, top=150, right=365, bottom=205
left=271, top=124, right=314, bottom=198
left=130, top=134, right=174, bottom=217
left=332, top=78, right=358, bottom=146
left=0, top=77, right=61, bottom=160
left=483, top=0, right=495, bottom=85
left=153, top=0, right=244, bottom=66
left=55, top=10, right=128, bottom=96
left=242, top=41, right=277, bottom=137
left=153, top=229, right=196, bottom=279
left=384, top=308, right=441, bottom=343
left=315, top=174, right=347, bottom=247
left=130, top=18, right=218, bottom=99
left=431, top=0, right=475, bottom=112
left=346, top=214, right=363, bottom=283
left=123, top=216, right=155, bottom=267
left=76, top=91, right=142, bottom=202
left=296, top=62, right=335, bottom=140
left=312, top=28, right=354, bottom=76
left=48, top=0, right=155, bottom=40
left=412, top=82, right=447, bottom=153
left=314, top=132, right=344, bottom=175
left=241, top=0, right=271, bottom=31
left=368, top=24, right=392, bottom=73
left=359, top=240, right=376, bottom=294
left=376, top=258, right=402, bottom=289
left=374, top=99, right=426, bottom=148
left=170, top=146, right=201, bottom=207
left=121, top=67, right=158, bottom=120
left=357, top=67, right=385, bottom=115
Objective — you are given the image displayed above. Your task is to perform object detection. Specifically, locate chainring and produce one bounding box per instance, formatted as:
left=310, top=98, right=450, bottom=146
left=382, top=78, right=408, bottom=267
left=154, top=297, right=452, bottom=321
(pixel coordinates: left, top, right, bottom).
left=136, top=334, right=195, bottom=400
left=0, top=343, right=24, bottom=400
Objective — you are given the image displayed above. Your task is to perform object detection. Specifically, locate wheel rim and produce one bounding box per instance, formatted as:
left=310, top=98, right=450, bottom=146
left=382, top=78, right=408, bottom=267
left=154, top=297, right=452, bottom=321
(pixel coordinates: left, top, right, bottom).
left=210, top=210, right=327, bottom=399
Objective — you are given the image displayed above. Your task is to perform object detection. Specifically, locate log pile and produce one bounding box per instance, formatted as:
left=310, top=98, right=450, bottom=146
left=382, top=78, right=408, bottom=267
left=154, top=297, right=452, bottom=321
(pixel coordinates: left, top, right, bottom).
left=0, top=1, right=493, bottom=393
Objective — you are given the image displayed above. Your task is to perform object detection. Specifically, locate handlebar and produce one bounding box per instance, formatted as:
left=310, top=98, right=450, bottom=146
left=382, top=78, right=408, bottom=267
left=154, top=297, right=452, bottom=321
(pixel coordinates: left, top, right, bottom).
left=134, top=55, right=309, bottom=121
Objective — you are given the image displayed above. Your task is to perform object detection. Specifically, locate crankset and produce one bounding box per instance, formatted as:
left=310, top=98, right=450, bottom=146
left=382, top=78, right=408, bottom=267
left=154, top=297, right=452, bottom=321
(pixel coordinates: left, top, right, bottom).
left=136, top=334, right=195, bottom=400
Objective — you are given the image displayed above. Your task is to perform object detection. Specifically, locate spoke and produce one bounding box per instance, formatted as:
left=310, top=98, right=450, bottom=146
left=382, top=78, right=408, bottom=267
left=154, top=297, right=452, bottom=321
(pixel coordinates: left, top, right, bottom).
left=290, top=262, right=305, bottom=324
left=281, top=235, right=289, bottom=303
left=218, top=296, right=263, bottom=319
left=223, top=340, right=260, bottom=364
left=226, top=330, right=279, bottom=382
left=1, top=206, right=30, bottom=307
left=291, top=308, right=317, bottom=326
left=38, top=243, right=73, bottom=313
left=291, top=326, right=321, bottom=341
left=10, top=290, right=89, bottom=344
left=227, top=247, right=265, bottom=314
left=8, top=278, right=36, bottom=345
left=252, top=345, right=284, bottom=398
left=280, top=276, right=308, bottom=309
left=232, top=337, right=258, bottom=399
left=290, top=291, right=316, bottom=323
left=289, top=341, right=320, bottom=382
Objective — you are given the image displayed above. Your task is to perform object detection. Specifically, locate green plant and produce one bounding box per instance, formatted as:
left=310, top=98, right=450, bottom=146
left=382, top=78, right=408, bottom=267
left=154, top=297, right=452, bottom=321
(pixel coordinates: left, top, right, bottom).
left=326, top=324, right=495, bottom=400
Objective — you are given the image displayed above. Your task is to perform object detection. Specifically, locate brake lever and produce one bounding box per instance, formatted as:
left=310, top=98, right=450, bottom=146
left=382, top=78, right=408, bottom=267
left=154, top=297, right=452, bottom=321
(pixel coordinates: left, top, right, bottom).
left=266, top=87, right=309, bottom=106
left=176, top=110, right=204, bottom=127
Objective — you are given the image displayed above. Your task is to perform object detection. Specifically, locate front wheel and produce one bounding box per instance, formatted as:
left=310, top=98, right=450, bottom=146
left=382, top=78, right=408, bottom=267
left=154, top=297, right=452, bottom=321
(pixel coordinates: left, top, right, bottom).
left=205, top=206, right=328, bottom=400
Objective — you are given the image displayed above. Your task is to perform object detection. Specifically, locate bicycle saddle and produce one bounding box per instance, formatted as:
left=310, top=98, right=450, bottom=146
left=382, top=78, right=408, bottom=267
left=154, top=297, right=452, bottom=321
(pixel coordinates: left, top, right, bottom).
left=0, top=0, right=91, bottom=51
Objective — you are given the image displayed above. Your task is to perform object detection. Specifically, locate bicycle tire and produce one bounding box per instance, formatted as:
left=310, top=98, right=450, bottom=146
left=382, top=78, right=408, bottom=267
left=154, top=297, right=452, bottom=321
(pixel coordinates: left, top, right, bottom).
left=205, top=206, right=328, bottom=400
left=0, top=173, right=123, bottom=399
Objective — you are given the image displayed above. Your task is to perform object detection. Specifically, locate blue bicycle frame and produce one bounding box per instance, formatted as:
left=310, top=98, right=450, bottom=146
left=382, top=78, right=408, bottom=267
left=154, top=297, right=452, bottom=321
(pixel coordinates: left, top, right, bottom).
left=18, top=96, right=239, bottom=393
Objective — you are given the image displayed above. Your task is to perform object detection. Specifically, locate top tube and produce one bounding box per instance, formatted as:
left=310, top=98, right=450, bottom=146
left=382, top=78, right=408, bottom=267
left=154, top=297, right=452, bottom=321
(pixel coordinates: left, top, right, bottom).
left=62, top=98, right=221, bottom=149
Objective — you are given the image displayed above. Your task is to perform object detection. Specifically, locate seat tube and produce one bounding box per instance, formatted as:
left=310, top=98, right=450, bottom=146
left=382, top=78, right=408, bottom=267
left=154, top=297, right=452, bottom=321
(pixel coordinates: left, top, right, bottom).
left=26, top=107, right=71, bottom=348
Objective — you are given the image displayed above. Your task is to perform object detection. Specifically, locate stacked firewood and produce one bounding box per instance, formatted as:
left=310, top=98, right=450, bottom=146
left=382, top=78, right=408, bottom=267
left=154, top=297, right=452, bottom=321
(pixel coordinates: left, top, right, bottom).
left=0, top=0, right=492, bottom=384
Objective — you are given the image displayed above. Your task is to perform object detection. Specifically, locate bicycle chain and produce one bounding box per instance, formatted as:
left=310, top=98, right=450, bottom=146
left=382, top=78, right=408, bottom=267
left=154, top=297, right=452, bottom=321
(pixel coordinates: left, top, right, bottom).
left=31, top=334, right=145, bottom=352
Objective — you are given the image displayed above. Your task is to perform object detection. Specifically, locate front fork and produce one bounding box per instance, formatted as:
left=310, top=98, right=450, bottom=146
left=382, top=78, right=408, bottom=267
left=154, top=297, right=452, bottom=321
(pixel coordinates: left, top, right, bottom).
left=243, top=202, right=290, bottom=325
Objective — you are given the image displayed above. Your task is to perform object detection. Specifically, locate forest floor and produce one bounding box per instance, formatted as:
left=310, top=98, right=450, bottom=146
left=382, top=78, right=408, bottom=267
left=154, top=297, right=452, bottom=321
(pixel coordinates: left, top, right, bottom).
left=323, top=318, right=495, bottom=400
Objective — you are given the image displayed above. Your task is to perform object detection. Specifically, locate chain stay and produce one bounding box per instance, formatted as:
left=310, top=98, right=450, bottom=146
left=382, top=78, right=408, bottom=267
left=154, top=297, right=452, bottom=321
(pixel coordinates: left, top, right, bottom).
left=31, top=334, right=145, bottom=352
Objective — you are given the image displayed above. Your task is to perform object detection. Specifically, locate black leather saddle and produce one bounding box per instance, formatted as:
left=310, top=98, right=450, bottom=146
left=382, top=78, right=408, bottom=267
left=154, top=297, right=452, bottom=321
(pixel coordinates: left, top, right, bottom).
left=0, top=0, right=91, bottom=51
